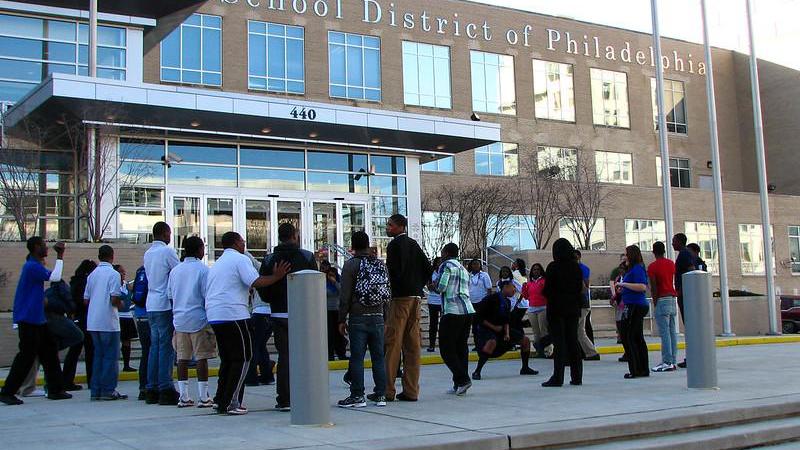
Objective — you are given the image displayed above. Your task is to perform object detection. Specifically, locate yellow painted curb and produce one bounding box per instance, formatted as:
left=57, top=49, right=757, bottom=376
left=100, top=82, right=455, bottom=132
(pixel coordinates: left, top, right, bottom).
left=3, top=335, right=798, bottom=388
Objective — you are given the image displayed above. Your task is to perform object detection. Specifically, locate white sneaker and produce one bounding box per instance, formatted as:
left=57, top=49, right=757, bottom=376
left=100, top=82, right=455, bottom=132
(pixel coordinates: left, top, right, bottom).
left=197, top=398, right=214, bottom=408
left=446, top=386, right=458, bottom=395
left=177, top=397, right=195, bottom=408
left=22, top=389, right=46, bottom=398
left=226, top=406, right=248, bottom=415
left=455, top=382, right=472, bottom=396
left=652, top=363, right=674, bottom=373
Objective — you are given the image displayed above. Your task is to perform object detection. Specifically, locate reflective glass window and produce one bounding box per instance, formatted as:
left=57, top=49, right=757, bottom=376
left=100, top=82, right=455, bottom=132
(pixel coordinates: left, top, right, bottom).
left=533, top=59, right=575, bottom=122
left=371, top=155, right=405, bottom=175
left=651, top=78, right=687, bottom=134
left=160, top=13, right=222, bottom=86
left=421, top=156, right=454, bottom=173
left=590, top=68, right=629, bottom=127
left=402, top=41, right=451, bottom=109
left=167, top=142, right=236, bottom=165
left=307, top=151, right=368, bottom=173
left=240, top=168, right=305, bottom=190
left=474, top=142, right=518, bottom=176
left=240, top=147, right=305, bottom=168
left=328, top=31, right=381, bottom=101
left=595, top=151, right=632, bottom=184
left=169, top=164, right=236, bottom=187
left=248, top=21, right=304, bottom=94
left=537, top=146, right=577, bottom=180
left=470, top=50, right=516, bottom=115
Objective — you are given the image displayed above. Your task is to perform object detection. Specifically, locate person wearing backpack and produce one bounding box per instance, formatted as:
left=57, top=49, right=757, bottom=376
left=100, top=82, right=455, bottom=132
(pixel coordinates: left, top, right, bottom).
left=131, top=265, right=151, bottom=400
left=337, top=231, right=389, bottom=408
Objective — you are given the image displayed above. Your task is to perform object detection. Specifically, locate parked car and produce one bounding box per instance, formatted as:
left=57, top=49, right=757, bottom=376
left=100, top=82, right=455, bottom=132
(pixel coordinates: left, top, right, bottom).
left=780, top=295, right=800, bottom=334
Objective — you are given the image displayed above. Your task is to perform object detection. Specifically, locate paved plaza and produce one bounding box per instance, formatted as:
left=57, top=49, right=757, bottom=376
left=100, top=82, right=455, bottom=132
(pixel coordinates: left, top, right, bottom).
left=2, top=341, right=800, bottom=449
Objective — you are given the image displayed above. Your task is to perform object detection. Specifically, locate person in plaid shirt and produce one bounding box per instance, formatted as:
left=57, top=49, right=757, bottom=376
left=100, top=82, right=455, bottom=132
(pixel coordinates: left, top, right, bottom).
left=435, top=243, right=475, bottom=396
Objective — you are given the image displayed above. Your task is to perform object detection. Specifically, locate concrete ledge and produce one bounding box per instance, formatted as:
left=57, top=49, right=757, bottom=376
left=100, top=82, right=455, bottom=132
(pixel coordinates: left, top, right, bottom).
left=338, top=431, right=509, bottom=450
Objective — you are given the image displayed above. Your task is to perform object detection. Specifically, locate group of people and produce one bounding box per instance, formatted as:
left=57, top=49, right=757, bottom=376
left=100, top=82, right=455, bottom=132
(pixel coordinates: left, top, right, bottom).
left=0, top=211, right=704, bottom=410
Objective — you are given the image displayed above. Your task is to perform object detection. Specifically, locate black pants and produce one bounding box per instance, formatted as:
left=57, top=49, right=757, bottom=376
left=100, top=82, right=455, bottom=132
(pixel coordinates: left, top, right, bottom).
left=245, top=313, right=274, bottom=384
left=677, top=296, right=685, bottom=325
left=270, top=317, right=290, bottom=407
left=428, top=304, right=442, bottom=349
left=438, top=314, right=472, bottom=387
left=548, top=314, right=582, bottom=384
left=63, top=318, right=93, bottom=386
left=210, top=320, right=253, bottom=411
left=585, top=310, right=595, bottom=343
left=2, top=323, right=64, bottom=395
left=135, top=318, right=151, bottom=392
left=621, top=304, right=650, bottom=377
left=326, top=310, right=348, bottom=360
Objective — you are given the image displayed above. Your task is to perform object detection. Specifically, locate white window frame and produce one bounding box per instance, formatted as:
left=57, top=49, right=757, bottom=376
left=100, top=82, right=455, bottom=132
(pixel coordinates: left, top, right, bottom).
left=656, top=156, right=691, bottom=188
left=624, top=219, right=666, bottom=252
left=474, top=143, right=519, bottom=177
left=160, top=13, right=222, bottom=87
left=532, top=59, right=575, bottom=122
left=247, top=20, right=305, bottom=94
left=328, top=31, right=381, bottom=102
left=470, top=50, right=516, bottom=115
left=595, top=151, right=633, bottom=184
left=559, top=217, right=607, bottom=251
left=651, top=78, right=687, bottom=134
left=685, top=221, right=720, bottom=274
left=402, top=41, right=451, bottom=109
left=421, top=156, right=454, bottom=173
left=739, top=224, right=775, bottom=275
left=590, top=68, right=630, bottom=128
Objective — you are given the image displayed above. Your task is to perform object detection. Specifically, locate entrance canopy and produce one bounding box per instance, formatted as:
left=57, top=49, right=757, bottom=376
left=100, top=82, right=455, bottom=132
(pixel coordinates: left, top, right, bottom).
left=5, top=74, right=501, bottom=158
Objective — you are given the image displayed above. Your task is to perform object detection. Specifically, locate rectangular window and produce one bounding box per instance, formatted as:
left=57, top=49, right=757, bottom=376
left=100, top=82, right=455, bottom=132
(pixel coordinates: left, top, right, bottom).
left=422, top=211, right=460, bottom=258
left=537, top=146, right=577, bottom=180
left=470, top=50, right=516, bottom=115
left=739, top=224, right=775, bottom=275
left=590, top=68, right=629, bottom=128
left=656, top=156, right=691, bottom=188
left=160, top=13, right=222, bottom=86
left=532, top=59, right=575, bottom=122
left=328, top=31, right=381, bottom=101
left=790, top=226, right=800, bottom=275
left=475, top=143, right=518, bottom=176
left=118, top=139, right=166, bottom=244
left=625, top=219, right=666, bottom=252
left=421, top=156, right=454, bottom=173
left=560, top=218, right=606, bottom=251
left=595, top=151, right=632, bottom=184
left=247, top=21, right=304, bottom=94
left=488, top=214, right=536, bottom=251
left=685, top=221, right=719, bottom=274
left=651, top=78, right=687, bottom=134
left=402, top=41, right=451, bottom=109
left=0, top=13, right=127, bottom=102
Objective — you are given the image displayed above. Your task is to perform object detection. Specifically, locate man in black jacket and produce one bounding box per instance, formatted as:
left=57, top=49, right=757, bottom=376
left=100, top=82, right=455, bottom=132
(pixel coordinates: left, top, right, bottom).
left=384, top=214, right=432, bottom=402
left=257, top=223, right=317, bottom=411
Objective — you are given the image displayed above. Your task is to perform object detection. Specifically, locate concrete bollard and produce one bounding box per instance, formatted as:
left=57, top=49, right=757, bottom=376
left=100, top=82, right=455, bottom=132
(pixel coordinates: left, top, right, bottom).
left=287, top=270, right=332, bottom=426
left=682, top=270, right=719, bottom=389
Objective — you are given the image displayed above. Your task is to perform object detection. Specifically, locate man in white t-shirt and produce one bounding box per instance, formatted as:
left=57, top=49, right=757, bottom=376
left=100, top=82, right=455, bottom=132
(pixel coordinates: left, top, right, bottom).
left=85, top=245, right=127, bottom=401
left=143, top=222, right=181, bottom=405
left=205, top=231, right=290, bottom=416
left=168, top=236, right=215, bottom=408
left=467, top=258, right=492, bottom=350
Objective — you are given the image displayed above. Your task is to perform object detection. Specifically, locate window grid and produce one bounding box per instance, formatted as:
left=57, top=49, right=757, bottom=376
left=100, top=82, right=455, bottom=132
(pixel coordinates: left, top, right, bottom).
left=0, top=14, right=127, bottom=101
left=474, top=142, right=518, bottom=177
left=470, top=50, right=516, bottom=115
left=421, top=156, right=454, bottom=173
left=790, top=226, right=800, bottom=275
left=590, top=68, right=630, bottom=128
left=160, top=13, right=222, bottom=87
left=651, top=78, right=687, bottom=134
left=402, top=41, right=451, bottom=109
left=247, top=21, right=304, bottom=94
left=685, top=221, right=719, bottom=274
left=488, top=214, right=536, bottom=251
left=537, top=146, right=577, bottom=180
left=656, top=156, right=691, bottom=188
left=532, top=59, right=575, bottom=122
left=624, top=219, right=666, bottom=252
left=595, top=151, right=633, bottom=184
left=328, top=31, right=381, bottom=101
left=559, top=217, right=607, bottom=251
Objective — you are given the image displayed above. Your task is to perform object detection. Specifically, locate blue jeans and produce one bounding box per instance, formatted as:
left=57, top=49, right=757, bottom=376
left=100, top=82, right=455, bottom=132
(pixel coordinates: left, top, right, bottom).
left=654, top=297, right=679, bottom=365
left=147, top=311, right=175, bottom=391
left=348, top=315, right=386, bottom=397
left=90, top=331, right=120, bottom=397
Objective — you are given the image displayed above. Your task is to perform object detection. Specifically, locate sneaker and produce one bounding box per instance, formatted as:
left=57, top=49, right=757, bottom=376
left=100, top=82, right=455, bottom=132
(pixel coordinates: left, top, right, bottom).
left=275, top=403, right=291, bottom=412
left=664, top=364, right=678, bottom=372
left=22, top=389, right=46, bottom=398
left=122, top=366, right=137, bottom=372
left=137, top=390, right=146, bottom=401
left=158, top=389, right=179, bottom=406
left=471, top=371, right=482, bottom=381
left=101, top=391, right=127, bottom=401
left=0, top=392, right=23, bottom=405
left=455, top=382, right=472, bottom=396
left=520, top=367, right=539, bottom=376
left=178, top=398, right=195, bottom=408
left=366, top=393, right=387, bottom=406
left=342, top=371, right=352, bottom=386
left=226, top=406, right=248, bottom=415
left=396, top=392, right=417, bottom=402
left=145, top=389, right=159, bottom=404
left=65, top=384, right=83, bottom=391
left=445, top=386, right=458, bottom=395
left=47, top=391, right=73, bottom=400
left=651, top=363, right=668, bottom=372
left=197, top=398, right=214, bottom=408
left=338, top=395, right=367, bottom=408
left=677, top=360, right=687, bottom=368
left=426, top=347, right=435, bottom=352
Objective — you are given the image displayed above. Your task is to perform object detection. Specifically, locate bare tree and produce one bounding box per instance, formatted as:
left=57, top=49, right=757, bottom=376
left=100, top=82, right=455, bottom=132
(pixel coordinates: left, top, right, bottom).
left=557, top=151, right=614, bottom=250
left=419, top=207, right=460, bottom=259
left=517, top=150, right=567, bottom=250
left=426, top=179, right=517, bottom=259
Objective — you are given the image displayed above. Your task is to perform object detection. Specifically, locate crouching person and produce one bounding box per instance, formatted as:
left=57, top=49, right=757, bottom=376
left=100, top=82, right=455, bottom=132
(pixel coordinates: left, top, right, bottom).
left=337, top=231, right=389, bottom=408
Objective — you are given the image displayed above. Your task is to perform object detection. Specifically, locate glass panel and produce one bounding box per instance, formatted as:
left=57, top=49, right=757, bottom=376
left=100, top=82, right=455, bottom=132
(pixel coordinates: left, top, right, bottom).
left=161, top=30, right=180, bottom=68
left=0, top=15, right=45, bottom=39
left=207, top=198, right=234, bottom=263
left=181, top=26, right=201, bottom=70
left=0, top=80, right=35, bottom=102
left=371, top=155, right=406, bottom=175
left=203, top=28, right=221, bottom=72
left=120, top=162, right=164, bottom=185
left=120, top=140, right=165, bottom=161
left=172, top=197, right=200, bottom=253
left=307, top=151, right=368, bottom=172
left=169, top=165, right=236, bottom=187
left=240, top=147, right=304, bottom=168
left=341, top=203, right=366, bottom=251
left=168, top=142, right=236, bottom=164
left=277, top=201, right=302, bottom=243
left=0, top=59, right=42, bottom=82
left=370, top=175, right=406, bottom=195
left=119, top=187, right=163, bottom=208
left=245, top=199, right=271, bottom=260
left=307, top=172, right=368, bottom=193
left=267, top=34, right=285, bottom=78
left=240, top=168, right=305, bottom=190
left=312, top=202, right=337, bottom=266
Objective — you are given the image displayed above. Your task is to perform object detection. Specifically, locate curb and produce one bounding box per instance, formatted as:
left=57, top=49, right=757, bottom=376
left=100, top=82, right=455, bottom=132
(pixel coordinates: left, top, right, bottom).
left=3, top=335, right=798, bottom=388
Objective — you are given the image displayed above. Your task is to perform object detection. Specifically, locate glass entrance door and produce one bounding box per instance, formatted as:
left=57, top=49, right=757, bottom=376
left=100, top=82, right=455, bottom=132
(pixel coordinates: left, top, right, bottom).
left=244, top=199, right=271, bottom=260
left=308, top=200, right=367, bottom=266
left=206, top=197, right=234, bottom=263
left=169, top=194, right=234, bottom=263
left=312, top=202, right=338, bottom=266
left=172, top=196, right=200, bottom=257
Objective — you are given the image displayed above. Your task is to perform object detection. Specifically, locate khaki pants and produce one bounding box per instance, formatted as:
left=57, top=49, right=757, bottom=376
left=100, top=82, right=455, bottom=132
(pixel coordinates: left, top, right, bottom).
left=528, top=310, right=553, bottom=357
left=577, top=308, right=598, bottom=358
left=384, top=297, right=422, bottom=400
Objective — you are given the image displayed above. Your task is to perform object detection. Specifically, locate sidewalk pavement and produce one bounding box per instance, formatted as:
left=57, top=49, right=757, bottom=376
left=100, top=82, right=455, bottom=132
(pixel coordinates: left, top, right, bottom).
left=1, top=341, right=799, bottom=449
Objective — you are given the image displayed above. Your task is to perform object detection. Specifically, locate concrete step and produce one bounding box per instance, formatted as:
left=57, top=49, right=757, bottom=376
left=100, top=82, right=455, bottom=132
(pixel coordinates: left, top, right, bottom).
left=560, top=416, right=800, bottom=450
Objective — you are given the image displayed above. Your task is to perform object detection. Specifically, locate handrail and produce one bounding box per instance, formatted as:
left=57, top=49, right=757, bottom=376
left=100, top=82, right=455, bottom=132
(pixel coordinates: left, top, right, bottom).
left=323, top=243, right=352, bottom=262
left=487, top=246, right=516, bottom=264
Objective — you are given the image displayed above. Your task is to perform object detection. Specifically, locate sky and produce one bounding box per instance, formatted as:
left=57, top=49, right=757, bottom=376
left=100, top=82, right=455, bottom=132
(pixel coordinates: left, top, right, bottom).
left=470, top=0, right=800, bottom=70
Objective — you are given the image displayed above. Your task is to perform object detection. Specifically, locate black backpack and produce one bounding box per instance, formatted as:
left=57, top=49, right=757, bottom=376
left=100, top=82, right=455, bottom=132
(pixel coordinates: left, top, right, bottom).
left=354, top=256, right=391, bottom=307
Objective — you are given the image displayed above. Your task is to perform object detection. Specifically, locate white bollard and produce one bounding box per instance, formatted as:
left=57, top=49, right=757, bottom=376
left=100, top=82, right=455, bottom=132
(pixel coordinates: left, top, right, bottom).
left=682, top=270, right=719, bottom=389
left=287, top=270, right=332, bottom=426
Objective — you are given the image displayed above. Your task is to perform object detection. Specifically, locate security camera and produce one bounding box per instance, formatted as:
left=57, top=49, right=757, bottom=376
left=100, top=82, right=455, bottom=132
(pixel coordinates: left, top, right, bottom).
left=768, top=184, right=776, bottom=192
left=470, top=112, right=481, bottom=121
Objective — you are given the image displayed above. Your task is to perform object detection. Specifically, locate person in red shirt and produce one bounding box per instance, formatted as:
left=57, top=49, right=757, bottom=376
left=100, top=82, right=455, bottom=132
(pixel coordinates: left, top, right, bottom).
left=646, top=241, right=679, bottom=372
left=522, top=263, right=551, bottom=358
